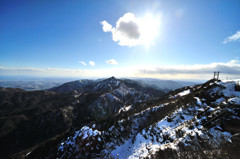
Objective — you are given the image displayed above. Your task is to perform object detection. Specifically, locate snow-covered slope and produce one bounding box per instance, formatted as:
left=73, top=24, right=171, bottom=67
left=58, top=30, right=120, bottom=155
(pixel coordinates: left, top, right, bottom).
left=56, top=79, right=240, bottom=159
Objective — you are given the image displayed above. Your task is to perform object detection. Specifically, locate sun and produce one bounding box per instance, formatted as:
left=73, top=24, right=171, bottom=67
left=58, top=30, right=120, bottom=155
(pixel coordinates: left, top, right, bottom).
left=139, top=13, right=161, bottom=47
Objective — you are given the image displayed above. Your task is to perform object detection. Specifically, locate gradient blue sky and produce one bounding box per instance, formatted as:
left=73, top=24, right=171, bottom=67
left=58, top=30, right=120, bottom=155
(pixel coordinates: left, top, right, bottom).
left=0, top=0, right=240, bottom=79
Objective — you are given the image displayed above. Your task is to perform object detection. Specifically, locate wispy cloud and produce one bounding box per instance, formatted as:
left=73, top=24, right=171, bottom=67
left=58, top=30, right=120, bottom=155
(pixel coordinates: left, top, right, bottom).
left=106, top=59, right=118, bottom=65
left=1, top=60, right=240, bottom=79
left=229, top=59, right=239, bottom=64
left=79, top=61, right=87, bottom=66
left=101, top=12, right=160, bottom=47
left=139, top=60, right=240, bottom=76
left=89, top=61, right=95, bottom=66
left=0, top=67, right=135, bottom=78
left=223, top=30, right=240, bottom=44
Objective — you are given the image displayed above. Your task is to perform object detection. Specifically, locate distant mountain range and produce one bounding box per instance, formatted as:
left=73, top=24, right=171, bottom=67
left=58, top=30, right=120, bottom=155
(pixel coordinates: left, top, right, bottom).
left=129, top=78, right=199, bottom=92
left=1, top=77, right=239, bottom=159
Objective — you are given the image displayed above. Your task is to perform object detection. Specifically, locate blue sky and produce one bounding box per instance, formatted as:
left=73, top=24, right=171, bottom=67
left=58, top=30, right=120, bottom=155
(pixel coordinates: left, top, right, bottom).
left=0, top=0, right=240, bottom=79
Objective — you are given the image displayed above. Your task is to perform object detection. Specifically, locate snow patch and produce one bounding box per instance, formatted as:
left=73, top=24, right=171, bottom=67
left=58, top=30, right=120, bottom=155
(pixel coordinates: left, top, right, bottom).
left=228, top=97, right=240, bottom=105
left=119, top=105, right=132, bottom=113
left=178, top=89, right=190, bottom=96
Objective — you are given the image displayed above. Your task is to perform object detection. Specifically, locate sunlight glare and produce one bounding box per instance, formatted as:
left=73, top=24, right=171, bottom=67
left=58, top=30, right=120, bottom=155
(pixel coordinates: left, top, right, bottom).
left=139, top=13, right=161, bottom=48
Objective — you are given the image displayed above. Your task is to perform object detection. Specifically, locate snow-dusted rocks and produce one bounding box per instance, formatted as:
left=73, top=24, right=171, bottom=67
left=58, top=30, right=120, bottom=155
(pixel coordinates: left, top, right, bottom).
left=58, top=126, right=102, bottom=158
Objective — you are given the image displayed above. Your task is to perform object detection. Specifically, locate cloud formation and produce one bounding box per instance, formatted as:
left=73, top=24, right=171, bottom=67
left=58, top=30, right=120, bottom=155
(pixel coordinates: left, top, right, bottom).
left=106, top=59, right=118, bottom=65
left=223, top=30, right=240, bottom=44
left=101, top=12, right=160, bottom=47
left=89, top=61, right=95, bottom=66
left=79, top=61, right=87, bottom=66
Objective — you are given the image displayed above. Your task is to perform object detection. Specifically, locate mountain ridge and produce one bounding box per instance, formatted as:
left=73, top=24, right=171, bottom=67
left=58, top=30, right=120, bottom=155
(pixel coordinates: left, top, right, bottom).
left=52, top=79, right=240, bottom=159
left=0, top=77, right=165, bottom=159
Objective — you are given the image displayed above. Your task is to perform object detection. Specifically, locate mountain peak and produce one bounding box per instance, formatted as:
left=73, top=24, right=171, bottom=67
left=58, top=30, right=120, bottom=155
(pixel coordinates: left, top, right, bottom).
left=106, top=76, right=117, bottom=81
left=110, top=76, right=116, bottom=79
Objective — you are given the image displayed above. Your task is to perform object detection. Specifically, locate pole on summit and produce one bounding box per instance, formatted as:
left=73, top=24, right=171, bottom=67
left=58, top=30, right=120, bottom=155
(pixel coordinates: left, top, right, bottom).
left=213, top=71, right=220, bottom=80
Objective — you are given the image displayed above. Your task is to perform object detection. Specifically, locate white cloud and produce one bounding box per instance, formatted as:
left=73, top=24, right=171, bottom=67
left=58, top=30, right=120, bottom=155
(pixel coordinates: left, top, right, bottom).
left=100, top=21, right=112, bottom=32
left=89, top=61, right=95, bottom=66
left=101, top=12, right=160, bottom=47
left=106, top=59, right=118, bottom=65
left=223, top=30, right=240, bottom=44
left=79, top=61, right=87, bottom=66
left=101, top=13, right=140, bottom=47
